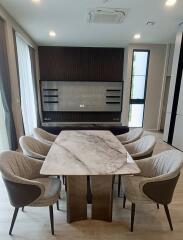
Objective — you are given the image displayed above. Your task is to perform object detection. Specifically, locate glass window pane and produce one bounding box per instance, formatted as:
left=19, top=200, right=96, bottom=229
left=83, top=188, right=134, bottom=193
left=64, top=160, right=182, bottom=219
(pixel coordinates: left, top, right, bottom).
left=131, top=76, right=146, bottom=99
left=128, top=104, right=144, bottom=127
left=133, top=51, right=148, bottom=76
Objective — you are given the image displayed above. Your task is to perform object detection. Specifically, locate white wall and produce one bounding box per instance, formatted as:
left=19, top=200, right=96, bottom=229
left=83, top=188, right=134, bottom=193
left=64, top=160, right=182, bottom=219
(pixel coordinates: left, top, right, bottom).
left=0, top=5, right=39, bottom=139
left=160, top=44, right=175, bottom=131
left=122, top=44, right=167, bottom=130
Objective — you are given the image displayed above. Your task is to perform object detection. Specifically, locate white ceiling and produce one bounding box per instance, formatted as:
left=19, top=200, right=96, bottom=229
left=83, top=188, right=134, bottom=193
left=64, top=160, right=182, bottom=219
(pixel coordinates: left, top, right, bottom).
left=0, top=0, right=183, bottom=47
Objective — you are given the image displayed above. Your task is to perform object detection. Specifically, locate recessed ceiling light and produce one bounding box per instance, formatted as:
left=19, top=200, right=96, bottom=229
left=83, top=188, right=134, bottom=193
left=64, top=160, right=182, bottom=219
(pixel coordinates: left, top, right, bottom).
left=32, top=0, right=41, bottom=3
left=134, top=34, right=141, bottom=40
left=49, top=31, right=56, bottom=37
left=165, top=0, right=177, bottom=7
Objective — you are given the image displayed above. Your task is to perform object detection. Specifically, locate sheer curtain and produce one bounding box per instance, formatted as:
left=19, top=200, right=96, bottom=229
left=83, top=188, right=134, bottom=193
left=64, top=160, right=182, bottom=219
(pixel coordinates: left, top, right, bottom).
left=0, top=91, right=9, bottom=152
left=16, top=34, right=37, bottom=135
left=29, top=46, right=41, bottom=127
left=0, top=18, right=17, bottom=151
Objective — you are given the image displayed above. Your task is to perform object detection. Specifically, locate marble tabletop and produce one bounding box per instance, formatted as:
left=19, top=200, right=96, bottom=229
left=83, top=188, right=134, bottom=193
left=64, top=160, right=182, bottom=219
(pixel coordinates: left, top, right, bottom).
left=40, top=130, right=140, bottom=176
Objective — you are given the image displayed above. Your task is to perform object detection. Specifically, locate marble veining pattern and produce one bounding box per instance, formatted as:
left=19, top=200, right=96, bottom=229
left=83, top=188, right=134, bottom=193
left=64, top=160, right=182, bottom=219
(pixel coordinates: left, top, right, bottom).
left=40, top=130, right=140, bottom=175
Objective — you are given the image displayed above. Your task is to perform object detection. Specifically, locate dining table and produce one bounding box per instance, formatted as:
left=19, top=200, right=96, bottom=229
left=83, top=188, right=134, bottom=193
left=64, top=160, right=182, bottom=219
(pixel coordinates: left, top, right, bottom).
left=40, top=130, right=140, bottom=223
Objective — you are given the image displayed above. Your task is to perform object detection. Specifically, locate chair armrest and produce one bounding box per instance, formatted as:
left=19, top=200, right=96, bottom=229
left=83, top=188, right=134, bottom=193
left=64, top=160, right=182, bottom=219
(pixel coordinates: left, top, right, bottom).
left=132, top=151, right=145, bottom=158
left=135, top=157, right=155, bottom=177
left=26, top=151, right=45, bottom=160
left=28, top=157, right=45, bottom=179
left=132, top=152, right=154, bottom=161
left=13, top=175, right=45, bottom=196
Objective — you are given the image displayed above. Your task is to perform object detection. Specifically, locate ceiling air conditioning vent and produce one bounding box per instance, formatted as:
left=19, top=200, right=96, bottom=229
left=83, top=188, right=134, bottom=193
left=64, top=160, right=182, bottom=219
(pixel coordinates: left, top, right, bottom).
left=88, top=8, right=129, bottom=24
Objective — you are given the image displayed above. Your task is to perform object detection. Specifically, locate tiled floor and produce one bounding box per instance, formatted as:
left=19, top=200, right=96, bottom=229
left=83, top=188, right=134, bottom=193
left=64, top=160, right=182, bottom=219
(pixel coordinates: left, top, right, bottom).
left=1, top=132, right=183, bottom=240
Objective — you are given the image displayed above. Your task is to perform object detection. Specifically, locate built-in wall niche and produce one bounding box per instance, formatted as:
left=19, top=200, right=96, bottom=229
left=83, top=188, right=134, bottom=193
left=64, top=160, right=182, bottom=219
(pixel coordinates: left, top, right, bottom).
left=41, top=81, right=123, bottom=123
left=41, top=81, right=122, bottom=112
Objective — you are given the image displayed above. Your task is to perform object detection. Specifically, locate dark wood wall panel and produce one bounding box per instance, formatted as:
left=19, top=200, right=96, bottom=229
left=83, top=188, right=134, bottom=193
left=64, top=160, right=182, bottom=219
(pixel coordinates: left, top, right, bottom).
left=38, top=47, right=124, bottom=82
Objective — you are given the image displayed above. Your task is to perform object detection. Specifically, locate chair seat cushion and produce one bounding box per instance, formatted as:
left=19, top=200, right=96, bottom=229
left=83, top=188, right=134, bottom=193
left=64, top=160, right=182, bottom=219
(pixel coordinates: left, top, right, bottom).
left=31, top=177, right=61, bottom=206
left=122, top=176, right=152, bottom=204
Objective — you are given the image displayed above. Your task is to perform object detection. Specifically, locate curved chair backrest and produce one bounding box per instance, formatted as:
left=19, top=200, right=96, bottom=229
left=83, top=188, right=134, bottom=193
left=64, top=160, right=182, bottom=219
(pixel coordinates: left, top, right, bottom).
left=118, top=128, right=143, bottom=145
left=0, top=151, right=42, bottom=207
left=148, top=150, right=183, bottom=177
left=19, top=136, right=50, bottom=159
left=143, top=150, right=183, bottom=205
left=33, top=128, right=57, bottom=145
left=125, top=135, right=156, bottom=159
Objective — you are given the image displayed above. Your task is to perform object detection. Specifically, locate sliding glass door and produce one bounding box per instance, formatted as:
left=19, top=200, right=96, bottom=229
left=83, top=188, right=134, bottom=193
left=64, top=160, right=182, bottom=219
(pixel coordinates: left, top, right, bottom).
left=128, top=50, right=150, bottom=127
left=15, top=34, right=37, bottom=135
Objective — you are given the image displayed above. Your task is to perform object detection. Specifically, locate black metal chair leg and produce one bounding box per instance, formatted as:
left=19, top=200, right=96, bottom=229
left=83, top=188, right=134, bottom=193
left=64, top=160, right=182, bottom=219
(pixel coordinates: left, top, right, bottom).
left=9, top=207, right=19, bottom=235
left=56, top=200, right=59, bottom=211
left=123, top=195, right=126, bottom=208
left=65, top=177, right=67, bottom=192
left=130, top=203, right=135, bottom=232
left=112, top=175, right=115, bottom=185
left=164, top=205, right=173, bottom=231
left=87, top=176, right=92, bottom=204
left=22, top=207, right=24, bottom=212
left=49, top=205, right=54, bottom=235
left=62, top=176, right=65, bottom=185
left=56, top=175, right=61, bottom=199
left=118, top=175, right=121, bottom=197
left=157, top=203, right=159, bottom=209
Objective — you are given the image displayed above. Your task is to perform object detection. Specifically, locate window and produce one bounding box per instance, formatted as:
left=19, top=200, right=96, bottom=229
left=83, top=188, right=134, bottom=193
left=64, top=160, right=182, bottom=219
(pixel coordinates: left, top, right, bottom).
left=128, top=50, right=150, bottom=127
left=15, top=34, right=37, bottom=135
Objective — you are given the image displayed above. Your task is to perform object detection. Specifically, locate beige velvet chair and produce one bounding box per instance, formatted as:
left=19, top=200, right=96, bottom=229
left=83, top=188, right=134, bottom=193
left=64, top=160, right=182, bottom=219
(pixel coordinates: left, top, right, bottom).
left=33, top=128, right=57, bottom=146
left=124, top=135, right=156, bottom=160
left=117, top=128, right=143, bottom=145
left=0, top=151, right=61, bottom=235
left=19, top=136, right=63, bottom=200
left=122, top=150, right=183, bottom=232
left=19, top=136, right=50, bottom=160
left=118, top=135, right=156, bottom=197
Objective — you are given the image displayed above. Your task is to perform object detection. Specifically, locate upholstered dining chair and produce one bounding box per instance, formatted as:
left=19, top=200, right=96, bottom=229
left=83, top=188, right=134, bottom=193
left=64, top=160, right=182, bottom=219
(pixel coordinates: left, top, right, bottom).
left=122, top=150, right=183, bottom=232
left=33, top=128, right=57, bottom=146
left=19, top=136, right=62, bottom=203
left=117, top=128, right=143, bottom=145
left=118, top=135, right=156, bottom=197
left=33, top=129, right=66, bottom=186
left=0, top=151, right=61, bottom=235
left=19, top=136, right=50, bottom=160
